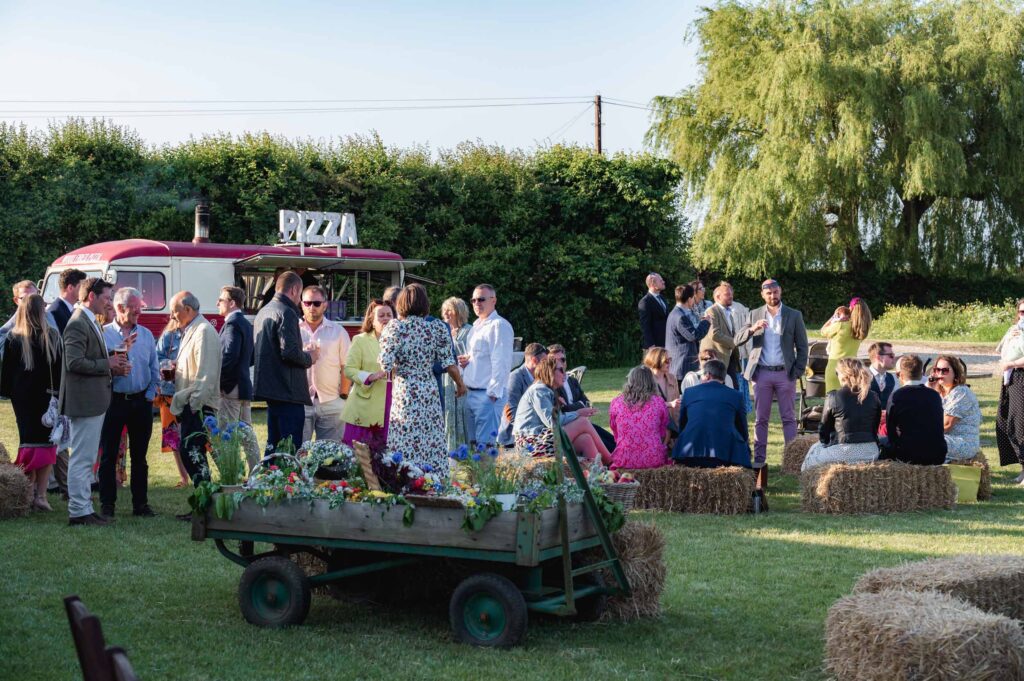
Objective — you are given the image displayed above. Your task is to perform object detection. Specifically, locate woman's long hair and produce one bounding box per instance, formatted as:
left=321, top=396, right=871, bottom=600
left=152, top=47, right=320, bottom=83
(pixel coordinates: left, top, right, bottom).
left=836, top=358, right=872, bottom=403
left=533, top=355, right=560, bottom=391
left=621, top=366, right=658, bottom=408
left=12, top=294, right=57, bottom=371
left=849, top=299, right=872, bottom=340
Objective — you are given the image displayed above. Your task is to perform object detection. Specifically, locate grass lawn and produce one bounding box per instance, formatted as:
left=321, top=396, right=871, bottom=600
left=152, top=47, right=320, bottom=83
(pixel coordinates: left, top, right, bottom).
left=3, top=370, right=1023, bottom=681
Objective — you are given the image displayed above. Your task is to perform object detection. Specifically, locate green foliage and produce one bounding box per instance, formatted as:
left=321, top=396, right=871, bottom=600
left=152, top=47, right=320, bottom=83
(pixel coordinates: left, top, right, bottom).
left=872, top=300, right=1015, bottom=342
left=649, top=0, right=1024, bottom=276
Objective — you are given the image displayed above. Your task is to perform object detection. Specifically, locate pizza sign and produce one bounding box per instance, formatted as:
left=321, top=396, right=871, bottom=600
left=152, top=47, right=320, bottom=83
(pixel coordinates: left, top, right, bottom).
left=279, top=210, right=358, bottom=246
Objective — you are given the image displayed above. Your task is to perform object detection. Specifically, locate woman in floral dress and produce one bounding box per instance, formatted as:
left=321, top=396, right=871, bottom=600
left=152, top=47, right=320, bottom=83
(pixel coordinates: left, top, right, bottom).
left=930, top=355, right=982, bottom=462
left=379, top=284, right=465, bottom=477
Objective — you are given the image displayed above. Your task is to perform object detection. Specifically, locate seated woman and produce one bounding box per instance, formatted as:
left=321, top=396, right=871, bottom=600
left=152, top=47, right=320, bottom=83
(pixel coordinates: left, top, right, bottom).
left=929, top=355, right=981, bottom=462
left=513, top=356, right=612, bottom=463
left=671, top=359, right=751, bottom=468
left=820, top=298, right=871, bottom=393
left=643, top=346, right=680, bottom=426
left=608, top=366, right=670, bottom=469
left=680, top=348, right=734, bottom=395
left=802, top=358, right=881, bottom=471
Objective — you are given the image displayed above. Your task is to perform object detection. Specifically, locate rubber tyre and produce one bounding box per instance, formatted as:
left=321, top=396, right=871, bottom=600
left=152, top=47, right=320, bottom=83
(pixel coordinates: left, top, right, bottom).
left=572, top=570, right=608, bottom=622
left=449, top=573, right=528, bottom=647
left=238, top=556, right=311, bottom=627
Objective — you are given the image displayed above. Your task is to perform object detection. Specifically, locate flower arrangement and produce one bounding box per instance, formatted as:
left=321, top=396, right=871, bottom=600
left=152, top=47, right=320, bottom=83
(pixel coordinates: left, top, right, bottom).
left=450, top=444, right=519, bottom=496
left=297, top=440, right=355, bottom=479
left=186, top=416, right=251, bottom=486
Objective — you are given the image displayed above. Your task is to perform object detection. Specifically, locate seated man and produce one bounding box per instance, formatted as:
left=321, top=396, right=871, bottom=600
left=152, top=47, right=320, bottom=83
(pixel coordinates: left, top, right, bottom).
left=879, top=354, right=947, bottom=465
left=671, top=359, right=751, bottom=468
left=498, top=343, right=547, bottom=447
left=680, top=348, right=735, bottom=396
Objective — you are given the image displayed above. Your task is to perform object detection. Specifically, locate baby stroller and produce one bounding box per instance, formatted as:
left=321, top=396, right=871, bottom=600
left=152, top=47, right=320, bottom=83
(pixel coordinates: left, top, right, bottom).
left=798, top=341, right=830, bottom=434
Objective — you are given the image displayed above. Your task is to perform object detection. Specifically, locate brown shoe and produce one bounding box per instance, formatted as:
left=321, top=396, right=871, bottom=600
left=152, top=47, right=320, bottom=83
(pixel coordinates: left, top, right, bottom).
left=69, top=513, right=111, bottom=527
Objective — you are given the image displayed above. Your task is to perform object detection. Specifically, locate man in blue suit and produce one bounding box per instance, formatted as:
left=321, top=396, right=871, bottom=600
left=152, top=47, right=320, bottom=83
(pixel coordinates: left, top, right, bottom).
left=217, top=286, right=255, bottom=458
left=671, top=359, right=752, bottom=468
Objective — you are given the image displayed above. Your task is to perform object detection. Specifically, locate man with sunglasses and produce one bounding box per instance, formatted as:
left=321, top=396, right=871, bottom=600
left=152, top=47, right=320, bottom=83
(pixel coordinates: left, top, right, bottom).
left=216, top=286, right=255, bottom=464
left=867, top=342, right=897, bottom=417
left=254, top=271, right=319, bottom=454
left=299, top=285, right=350, bottom=443
left=459, top=284, right=513, bottom=448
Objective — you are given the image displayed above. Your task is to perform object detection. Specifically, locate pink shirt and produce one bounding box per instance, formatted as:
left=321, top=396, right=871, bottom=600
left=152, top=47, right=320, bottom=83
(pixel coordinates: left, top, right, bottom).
left=609, top=394, right=670, bottom=469
left=299, top=317, right=351, bottom=403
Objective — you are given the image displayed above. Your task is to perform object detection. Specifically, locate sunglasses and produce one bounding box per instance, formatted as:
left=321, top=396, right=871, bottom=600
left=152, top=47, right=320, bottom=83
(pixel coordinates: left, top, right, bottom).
left=934, top=367, right=951, bottom=374
left=302, top=300, right=323, bottom=307
left=877, top=352, right=894, bottom=357
left=1017, top=309, right=1024, bottom=315
left=470, top=297, right=492, bottom=304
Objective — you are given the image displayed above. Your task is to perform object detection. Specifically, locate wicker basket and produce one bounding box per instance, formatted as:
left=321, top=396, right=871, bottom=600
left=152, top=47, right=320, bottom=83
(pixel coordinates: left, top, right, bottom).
left=600, top=481, right=639, bottom=512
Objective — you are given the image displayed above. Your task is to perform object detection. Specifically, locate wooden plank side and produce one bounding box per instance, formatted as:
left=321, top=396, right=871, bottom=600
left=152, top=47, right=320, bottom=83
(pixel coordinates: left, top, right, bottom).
left=537, top=504, right=595, bottom=549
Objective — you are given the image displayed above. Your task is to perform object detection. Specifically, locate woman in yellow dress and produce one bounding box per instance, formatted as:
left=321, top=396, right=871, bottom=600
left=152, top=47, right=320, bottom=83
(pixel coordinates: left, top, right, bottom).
left=341, top=299, right=395, bottom=447
left=821, top=297, right=872, bottom=392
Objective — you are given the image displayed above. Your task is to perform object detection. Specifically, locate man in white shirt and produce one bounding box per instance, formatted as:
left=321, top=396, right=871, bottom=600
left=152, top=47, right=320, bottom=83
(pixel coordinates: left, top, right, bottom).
left=459, top=284, right=514, bottom=448
left=299, top=285, right=350, bottom=442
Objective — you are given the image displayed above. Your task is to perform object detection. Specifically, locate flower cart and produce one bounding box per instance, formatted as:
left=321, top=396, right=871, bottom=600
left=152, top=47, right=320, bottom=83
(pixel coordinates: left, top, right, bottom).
left=189, top=420, right=630, bottom=647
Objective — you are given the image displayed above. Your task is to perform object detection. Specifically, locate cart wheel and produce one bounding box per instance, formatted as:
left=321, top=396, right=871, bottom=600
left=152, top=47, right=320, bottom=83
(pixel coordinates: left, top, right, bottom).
left=572, top=570, right=608, bottom=622
left=238, top=556, right=311, bottom=628
left=449, top=573, right=528, bottom=647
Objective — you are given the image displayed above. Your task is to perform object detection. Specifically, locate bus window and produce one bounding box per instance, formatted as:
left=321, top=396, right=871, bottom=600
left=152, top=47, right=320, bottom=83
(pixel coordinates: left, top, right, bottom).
left=112, top=271, right=166, bottom=310
left=41, top=269, right=103, bottom=303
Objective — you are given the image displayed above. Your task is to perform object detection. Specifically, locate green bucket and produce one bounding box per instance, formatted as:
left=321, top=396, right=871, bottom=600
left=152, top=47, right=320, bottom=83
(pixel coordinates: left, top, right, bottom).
left=944, top=463, right=981, bottom=504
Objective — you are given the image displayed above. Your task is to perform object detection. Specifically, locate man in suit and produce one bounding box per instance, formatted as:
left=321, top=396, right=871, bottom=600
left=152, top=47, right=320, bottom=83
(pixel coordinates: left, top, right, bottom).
left=99, top=287, right=159, bottom=520
left=637, top=272, right=669, bottom=350
left=498, top=343, right=547, bottom=447
left=61, top=277, right=130, bottom=526
left=254, top=271, right=317, bottom=454
left=217, top=286, right=255, bottom=446
left=734, top=278, right=809, bottom=490
left=547, top=344, right=616, bottom=452
left=666, top=284, right=712, bottom=383
left=868, top=341, right=897, bottom=434
left=699, top=283, right=742, bottom=387
left=671, top=359, right=751, bottom=468
left=47, top=268, right=86, bottom=335
left=880, top=354, right=947, bottom=465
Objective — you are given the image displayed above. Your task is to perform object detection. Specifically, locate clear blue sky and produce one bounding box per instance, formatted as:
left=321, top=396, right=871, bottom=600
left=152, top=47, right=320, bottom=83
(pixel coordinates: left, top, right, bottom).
left=0, top=1, right=702, bottom=154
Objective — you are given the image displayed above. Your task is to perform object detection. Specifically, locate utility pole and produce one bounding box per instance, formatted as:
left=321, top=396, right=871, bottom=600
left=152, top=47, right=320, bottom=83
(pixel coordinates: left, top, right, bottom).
left=593, top=94, right=602, bottom=155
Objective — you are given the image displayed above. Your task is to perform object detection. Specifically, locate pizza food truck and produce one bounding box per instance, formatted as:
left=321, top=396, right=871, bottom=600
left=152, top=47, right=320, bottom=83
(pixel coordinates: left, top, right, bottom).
left=40, top=206, right=425, bottom=336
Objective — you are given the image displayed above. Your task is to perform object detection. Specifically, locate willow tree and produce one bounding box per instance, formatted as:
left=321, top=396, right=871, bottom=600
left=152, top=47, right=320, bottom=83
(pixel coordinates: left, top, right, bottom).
left=648, top=0, right=1024, bottom=275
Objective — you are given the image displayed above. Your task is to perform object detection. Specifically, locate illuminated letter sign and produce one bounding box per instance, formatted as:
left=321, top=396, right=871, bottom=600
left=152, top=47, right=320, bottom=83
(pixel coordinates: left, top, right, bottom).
left=279, top=210, right=358, bottom=246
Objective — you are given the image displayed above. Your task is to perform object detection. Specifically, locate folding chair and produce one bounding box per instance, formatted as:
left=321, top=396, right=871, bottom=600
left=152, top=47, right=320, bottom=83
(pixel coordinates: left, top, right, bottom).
left=64, top=595, right=113, bottom=681
left=567, top=365, right=587, bottom=385
left=106, top=646, right=140, bottom=681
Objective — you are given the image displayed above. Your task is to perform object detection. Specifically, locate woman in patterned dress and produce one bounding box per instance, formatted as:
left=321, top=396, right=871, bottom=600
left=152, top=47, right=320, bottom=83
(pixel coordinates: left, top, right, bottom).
left=608, top=366, right=671, bottom=469
left=379, top=284, right=465, bottom=477
left=997, top=299, right=1024, bottom=477
left=440, top=297, right=472, bottom=450
left=929, top=355, right=981, bottom=462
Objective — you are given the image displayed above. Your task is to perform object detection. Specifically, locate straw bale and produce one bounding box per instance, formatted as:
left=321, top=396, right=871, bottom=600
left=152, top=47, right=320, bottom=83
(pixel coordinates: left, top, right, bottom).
left=854, top=554, right=1024, bottom=621
left=781, top=435, right=818, bottom=475
left=825, top=589, right=1024, bottom=681
left=625, top=465, right=754, bottom=515
left=0, top=442, right=9, bottom=464
left=949, top=451, right=991, bottom=501
left=600, top=521, right=666, bottom=621
left=0, top=463, right=31, bottom=519
left=800, top=461, right=956, bottom=514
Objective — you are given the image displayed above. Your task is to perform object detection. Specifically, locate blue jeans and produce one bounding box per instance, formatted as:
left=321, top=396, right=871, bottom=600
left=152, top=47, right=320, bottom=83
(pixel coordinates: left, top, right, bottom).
left=464, top=389, right=502, bottom=447
left=265, top=400, right=306, bottom=454
left=736, top=360, right=753, bottom=414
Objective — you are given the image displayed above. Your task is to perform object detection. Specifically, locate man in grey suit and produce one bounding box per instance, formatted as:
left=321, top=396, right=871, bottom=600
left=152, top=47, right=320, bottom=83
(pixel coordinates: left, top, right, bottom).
left=498, top=343, right=547, bottom=446
left=735, top=278, right=809, bottom=491
left=60, top=277, right=130, bottom=526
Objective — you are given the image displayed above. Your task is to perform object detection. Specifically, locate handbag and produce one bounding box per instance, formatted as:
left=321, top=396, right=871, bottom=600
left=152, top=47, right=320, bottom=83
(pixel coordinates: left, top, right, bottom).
left=42, top=353, right=68, bottom=448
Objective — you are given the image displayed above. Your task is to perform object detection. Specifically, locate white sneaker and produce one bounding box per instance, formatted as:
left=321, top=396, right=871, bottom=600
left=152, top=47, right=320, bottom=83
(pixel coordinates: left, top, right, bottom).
left=1015, top=471, right=1024, bottom=484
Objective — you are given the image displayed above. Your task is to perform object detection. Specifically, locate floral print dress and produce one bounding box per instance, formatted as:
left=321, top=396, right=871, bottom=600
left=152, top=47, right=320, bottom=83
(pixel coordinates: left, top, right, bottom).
left=379, top=316, right=456, bottom=476
left=608, top=394, right=670, bottom=469
left=943, top=385, right=981, bottom=462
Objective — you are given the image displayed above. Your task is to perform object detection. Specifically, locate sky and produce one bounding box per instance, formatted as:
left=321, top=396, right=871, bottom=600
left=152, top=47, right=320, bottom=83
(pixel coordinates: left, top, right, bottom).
left=0, top=0, right=704, bottom=155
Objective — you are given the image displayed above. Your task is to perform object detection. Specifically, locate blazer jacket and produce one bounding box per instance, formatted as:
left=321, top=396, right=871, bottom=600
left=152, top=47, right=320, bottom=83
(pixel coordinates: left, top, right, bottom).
left=219, top=311, right=254, bottom=400
left=253, top=293, right=312, bottom=405
left=735, top=304, right=809, bottom=381
left=699, top=305, right=741, bottom=374
left=666, top=304, right=710, bottom=380
left=559, top=375, right=590, bottom=412
left=499, top=364, right=534, bottom=446
left=638, top=292, right=668, bottom=349
left=170, top=315, right=222, bottom=416
left=47, top=298, right=73, bottom=335
left=59, top=309, right=112, bottom=418
left=340, top=332, right=387, bottom=428
left=671, top=381, right=751, bottom=467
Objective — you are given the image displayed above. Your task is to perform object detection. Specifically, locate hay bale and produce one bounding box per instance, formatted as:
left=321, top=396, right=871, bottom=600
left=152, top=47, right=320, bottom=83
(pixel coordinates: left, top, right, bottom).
left=825, top=589, right=1024, bottom=681
left=800, top=461, right=956, bottom=514
left=781, top=434, right=818, bottom=475
left=601, top=521, right=666, bottom=621
left=854, top=554, right=1024, bottom=621
left=0, top=442, right=9, bottom=464
left=625, top=465, right=754, bottom=515
left=0, top=463, right=31, bottom=519
left=950, top=451, right=991, bottom=501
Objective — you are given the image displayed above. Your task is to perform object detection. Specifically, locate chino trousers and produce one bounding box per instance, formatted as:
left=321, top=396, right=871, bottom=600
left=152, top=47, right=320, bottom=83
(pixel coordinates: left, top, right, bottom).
left=99, top=393, right=153, bottom=510
left=303, top=396, right=345, bottom=443
left=67, top=414, right=104, bottom=519
left=752, top=368, right=798, bottom=466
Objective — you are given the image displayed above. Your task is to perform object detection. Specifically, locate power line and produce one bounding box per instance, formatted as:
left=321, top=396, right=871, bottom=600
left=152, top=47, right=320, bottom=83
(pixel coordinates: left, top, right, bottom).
left=0, top=95, right=592, bottom=105
left=542, top=103, right=594, bottom=143
left=604, top=101, right=656, bottom=112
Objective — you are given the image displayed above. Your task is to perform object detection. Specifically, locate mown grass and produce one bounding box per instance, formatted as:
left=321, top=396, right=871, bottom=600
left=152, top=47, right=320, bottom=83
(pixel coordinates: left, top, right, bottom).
left=3, top=371, right=1023, bottom=681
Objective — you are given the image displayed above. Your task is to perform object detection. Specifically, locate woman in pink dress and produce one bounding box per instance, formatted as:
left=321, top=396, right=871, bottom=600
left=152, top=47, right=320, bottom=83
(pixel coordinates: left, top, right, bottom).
left=609, top=366, right=670, bottom=469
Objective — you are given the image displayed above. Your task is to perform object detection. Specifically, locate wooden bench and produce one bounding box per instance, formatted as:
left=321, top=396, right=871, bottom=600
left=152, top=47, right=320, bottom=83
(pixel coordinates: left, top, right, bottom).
left=64, top=595, right=139, bottom=681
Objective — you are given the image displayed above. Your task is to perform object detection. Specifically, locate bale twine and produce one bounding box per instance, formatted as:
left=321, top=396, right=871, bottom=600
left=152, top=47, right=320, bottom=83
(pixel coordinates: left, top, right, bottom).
left=0, top=442, right=10, bottom=464
left=595, top=522, right=666, bottom=621
left=781, top=434, right=818, bottom=475
left=949, top=451, right=991, bottom=501
left=0, top=463, right=31, bottom=519
left=854, top=554, right=1024, bottom=621
left=625, top=465, right=754, bottom=515
left=800, top=461, right=956, bottom=514
left=824, top=589, right=1024, bottom=681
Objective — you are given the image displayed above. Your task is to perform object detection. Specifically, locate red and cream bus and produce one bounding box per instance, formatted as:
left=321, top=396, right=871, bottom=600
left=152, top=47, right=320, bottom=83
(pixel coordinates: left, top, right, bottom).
left=40, top=207, right=425, bottom=336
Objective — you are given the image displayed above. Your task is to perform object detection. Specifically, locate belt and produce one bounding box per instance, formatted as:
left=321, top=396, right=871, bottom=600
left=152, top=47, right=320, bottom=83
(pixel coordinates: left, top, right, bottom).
left=468, top=387, right=487, bottom=391
left=758, top=364, right=786, bottom=372
left=113, top=390, right=148, bottom=401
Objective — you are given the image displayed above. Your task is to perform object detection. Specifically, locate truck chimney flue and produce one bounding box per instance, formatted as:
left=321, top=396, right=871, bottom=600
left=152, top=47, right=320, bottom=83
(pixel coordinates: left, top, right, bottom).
left=193, top=201, right=210, bottom=244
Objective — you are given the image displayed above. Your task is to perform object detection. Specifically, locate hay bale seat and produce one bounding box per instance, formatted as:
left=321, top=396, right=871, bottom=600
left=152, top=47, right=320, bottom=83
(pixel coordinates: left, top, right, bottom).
left=854, top=554, right=1024, bottom=621
left=623, top=465, right=754, bottom=515
left=800, top=461, right=957, bottom=514
left=781, top=434, right=818, bottom=475
left=825, top=589, right=1024, bottom=681
left=948, top=451, right=992, bottom=501
left=0, top=442, right=10, bottom=464
left=0, top=462, right=31, bottom=520
left=584, top=521, right=667, bottom=621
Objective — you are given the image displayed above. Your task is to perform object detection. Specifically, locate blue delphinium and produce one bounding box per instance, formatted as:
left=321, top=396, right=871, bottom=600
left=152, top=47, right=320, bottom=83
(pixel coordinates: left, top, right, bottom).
left=391, top=451, right=403, bottom=464
left=472, top=453, right=482, bottom=462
